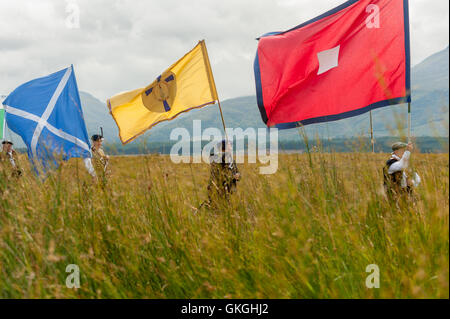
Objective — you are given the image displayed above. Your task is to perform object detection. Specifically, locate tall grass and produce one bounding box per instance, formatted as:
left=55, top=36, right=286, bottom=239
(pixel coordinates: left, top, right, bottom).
left=0, top=149, right=448, bottom=298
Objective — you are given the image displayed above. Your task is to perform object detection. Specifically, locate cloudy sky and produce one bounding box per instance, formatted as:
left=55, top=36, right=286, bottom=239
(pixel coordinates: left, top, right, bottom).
left=0, top=0, right=448, bottom=102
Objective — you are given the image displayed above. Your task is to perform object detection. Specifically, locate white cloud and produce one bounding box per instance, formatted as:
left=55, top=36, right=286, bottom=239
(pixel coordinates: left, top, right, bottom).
left=0, top=0, right=448, bottom=102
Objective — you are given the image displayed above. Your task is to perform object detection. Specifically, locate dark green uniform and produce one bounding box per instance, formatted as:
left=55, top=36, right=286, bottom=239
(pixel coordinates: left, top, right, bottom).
left=207, top=153, right=240, bottom=205
left=0, top=149, right=21, bottom=178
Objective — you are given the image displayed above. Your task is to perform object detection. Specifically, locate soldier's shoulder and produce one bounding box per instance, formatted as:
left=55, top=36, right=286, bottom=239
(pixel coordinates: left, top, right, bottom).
left=386, top=158, right=398, bottom=166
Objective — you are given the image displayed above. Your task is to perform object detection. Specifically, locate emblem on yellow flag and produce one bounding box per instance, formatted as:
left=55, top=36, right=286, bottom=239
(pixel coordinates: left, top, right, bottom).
left=141, top=71, right=177, bottom=113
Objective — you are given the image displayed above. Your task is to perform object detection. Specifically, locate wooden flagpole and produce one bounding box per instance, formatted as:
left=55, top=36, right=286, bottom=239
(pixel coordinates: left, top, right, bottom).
left=217, top=99, right=228, bottom=140
left=406, top=0, right=412, bottom=144
left=407, top=102, right=411, bottom=142
left=369, top=111, right=375, bottom=153
left=200, top=40, right=228, bottom=141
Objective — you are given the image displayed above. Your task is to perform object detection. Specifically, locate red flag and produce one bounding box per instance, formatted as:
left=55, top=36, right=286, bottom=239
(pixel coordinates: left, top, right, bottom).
left=254, top=0, right=411, bottom=128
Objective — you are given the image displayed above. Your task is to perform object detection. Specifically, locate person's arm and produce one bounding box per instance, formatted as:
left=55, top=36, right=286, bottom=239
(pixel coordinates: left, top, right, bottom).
left=411, top=172, right=421, bottom=187
left=9, top=151, right=17, bottom=168
left=388, top=151, right=411, bottom=174
left=84, top=158, right=96, bottom=177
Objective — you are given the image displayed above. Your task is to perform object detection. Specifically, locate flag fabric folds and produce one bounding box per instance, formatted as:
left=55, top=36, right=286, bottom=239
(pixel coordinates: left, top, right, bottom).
left=2, top=66, right=91, bottom=172
left=254, top=0, right=411, bottom=129
left=108, top=40, right=219, bottom=144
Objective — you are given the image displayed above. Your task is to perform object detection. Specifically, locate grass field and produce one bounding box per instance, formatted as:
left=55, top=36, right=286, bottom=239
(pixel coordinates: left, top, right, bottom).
left=0, top=151, right=448, bottom=298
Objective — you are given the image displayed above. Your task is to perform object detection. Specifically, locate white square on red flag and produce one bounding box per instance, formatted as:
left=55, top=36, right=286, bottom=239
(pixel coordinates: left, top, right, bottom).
left=317, top=45, right=340, bottom=75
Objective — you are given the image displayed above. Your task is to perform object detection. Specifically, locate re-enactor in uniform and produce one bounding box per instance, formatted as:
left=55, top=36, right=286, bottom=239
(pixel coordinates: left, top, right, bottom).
left=0, top=140, right=22, bottom=178
left=383, top=142, right=421, bottom=204
left=204, top=140, right=241, bottom=208
left=84, top=135, right=111, bottom=186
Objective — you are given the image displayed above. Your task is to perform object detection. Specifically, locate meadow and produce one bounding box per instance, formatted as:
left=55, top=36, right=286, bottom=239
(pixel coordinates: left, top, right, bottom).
left=0, top=150, right=448, bottom=298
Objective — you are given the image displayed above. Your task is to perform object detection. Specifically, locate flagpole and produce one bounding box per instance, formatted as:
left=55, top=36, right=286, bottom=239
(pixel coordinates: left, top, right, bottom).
left=405, top=0, right=412, bottom=144
left=407, top=102, right=411, bottom=142
left=200, top=40, right=228, bottom=141
left=369, top=111, right=375, bottom=153
left=217, top=99, right=228, bottom=141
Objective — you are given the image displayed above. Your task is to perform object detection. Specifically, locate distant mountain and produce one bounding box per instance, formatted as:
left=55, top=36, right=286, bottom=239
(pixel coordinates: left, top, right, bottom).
left=79, top=91, right=118, bottom=140
left=409, top=46, right=449, bottom=136
left=95, top=46, right=448, bottom=143
left=3, top=47, right=449, bottom=147
left=100, top=46, right=448, bottom=143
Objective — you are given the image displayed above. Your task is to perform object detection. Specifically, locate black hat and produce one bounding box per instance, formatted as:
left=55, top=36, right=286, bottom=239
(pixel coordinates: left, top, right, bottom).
left=2, top=140, right=13, bottom=145
left=91, top=134, right=104, bottom=142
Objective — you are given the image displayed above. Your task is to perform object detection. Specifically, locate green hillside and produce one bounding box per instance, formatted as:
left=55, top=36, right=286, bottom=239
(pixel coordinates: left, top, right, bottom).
left=81, top=46, right=449, bottom=143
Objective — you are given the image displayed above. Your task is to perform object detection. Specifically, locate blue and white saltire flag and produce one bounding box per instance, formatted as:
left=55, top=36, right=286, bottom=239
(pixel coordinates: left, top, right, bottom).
left=2, top=65, right=91, bottom=173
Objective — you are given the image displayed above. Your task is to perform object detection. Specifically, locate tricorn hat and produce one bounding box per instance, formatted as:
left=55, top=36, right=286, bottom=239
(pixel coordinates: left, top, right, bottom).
left=91, top=134, right=104, bottom=142
left=391, top=142, right=408, bottom=151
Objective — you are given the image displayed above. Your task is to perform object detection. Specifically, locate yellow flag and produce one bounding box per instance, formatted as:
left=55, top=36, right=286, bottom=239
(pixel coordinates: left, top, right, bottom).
left=107, top=40, right=218, bottom=144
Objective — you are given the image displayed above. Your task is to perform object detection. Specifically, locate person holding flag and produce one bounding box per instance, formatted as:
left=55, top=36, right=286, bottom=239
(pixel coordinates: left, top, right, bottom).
left=205, top=140, right=241, bottom=209
left=86, top=134, right=111, bottom=187
left=2, top=65, right=93, bottom=176
left=383, top=141, right=421, bottom=204
left=108, top=40, right=234, bottom=208
left=0, top=140, right=22, bottom=178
